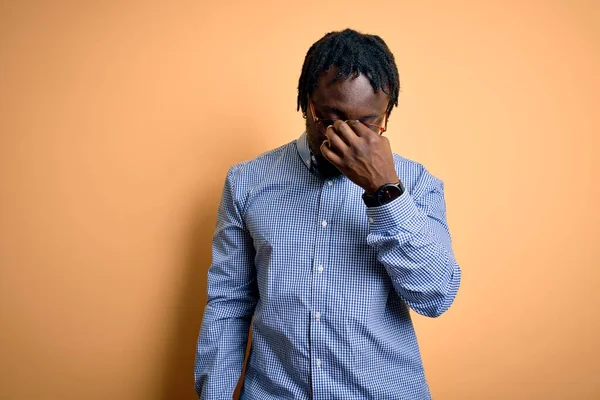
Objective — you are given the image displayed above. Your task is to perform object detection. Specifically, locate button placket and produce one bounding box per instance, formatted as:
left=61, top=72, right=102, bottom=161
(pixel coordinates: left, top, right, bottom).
left=309, top=179, right=340, bottom=390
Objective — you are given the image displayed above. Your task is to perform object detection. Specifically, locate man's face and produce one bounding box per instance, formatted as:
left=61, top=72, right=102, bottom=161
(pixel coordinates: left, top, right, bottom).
left=305, top=68, right=390, bottom=178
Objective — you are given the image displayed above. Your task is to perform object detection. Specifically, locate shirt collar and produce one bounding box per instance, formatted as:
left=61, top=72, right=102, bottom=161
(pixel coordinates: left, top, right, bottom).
left=296, top=131, right=313, bottom=172
left=296, top=131, right=351, bottom=184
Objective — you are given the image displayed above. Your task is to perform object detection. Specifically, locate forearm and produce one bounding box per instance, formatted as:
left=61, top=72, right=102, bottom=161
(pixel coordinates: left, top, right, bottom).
left=194, top=253, right=258, bottom=398
left=366, top=189, right=461, bottom=317
left=194, top=302, right=253, bottom=399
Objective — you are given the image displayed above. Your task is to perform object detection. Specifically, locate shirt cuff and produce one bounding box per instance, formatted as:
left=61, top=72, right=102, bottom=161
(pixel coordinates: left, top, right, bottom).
left=365, top=191, right=424, bottom=234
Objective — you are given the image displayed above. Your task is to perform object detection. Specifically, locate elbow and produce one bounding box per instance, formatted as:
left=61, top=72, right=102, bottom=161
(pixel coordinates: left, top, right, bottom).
left=418, top=298, right=455, bottom=318
left=412, top=300, right=452, bottom=318
left=410, top=264, right=462, bottom=318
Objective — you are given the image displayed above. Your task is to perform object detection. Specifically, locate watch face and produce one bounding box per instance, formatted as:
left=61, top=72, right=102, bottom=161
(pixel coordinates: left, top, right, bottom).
left=377, top=185, right=402, bottom=204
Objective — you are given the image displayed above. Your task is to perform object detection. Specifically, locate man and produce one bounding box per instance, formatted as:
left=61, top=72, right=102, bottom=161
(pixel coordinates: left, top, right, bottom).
left=195, top=29, right=461, bottom=399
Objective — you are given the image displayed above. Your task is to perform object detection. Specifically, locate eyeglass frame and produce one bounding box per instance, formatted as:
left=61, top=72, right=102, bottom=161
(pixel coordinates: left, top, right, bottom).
left=308, top=97, right=389, bottom=135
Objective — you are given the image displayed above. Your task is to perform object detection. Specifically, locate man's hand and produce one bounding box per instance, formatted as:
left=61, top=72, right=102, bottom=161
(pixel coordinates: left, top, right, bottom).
left=320, top=120, right=400, bottom=193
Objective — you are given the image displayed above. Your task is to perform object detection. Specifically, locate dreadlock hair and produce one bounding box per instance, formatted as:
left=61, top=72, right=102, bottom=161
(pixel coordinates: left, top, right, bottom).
left=297, top=29, right=400, bottom=116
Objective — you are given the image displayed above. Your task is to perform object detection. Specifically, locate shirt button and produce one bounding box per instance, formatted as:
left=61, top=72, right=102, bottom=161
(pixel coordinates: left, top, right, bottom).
left=321, top=220, right=327, bottom=228
left=327, top=180, right=333, bottom=186
left=316, top=359, right=322, bottom=367
left=317, top=265, right=324, bottom=273
left=368, top=217, right=374, bottom=224
left=315, top=311, right=321, bottom=320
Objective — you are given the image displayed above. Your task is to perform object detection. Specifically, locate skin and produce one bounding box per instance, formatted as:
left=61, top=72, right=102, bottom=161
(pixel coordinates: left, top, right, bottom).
left=305, top=69, right=400, bottom=193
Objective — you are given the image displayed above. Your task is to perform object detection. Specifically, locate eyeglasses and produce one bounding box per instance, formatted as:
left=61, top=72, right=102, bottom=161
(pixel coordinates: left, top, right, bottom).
left=308, top=98, right=388, bottom=135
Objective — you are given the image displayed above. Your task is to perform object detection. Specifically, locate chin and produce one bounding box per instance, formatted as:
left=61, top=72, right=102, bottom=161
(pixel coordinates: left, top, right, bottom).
left=307, top=136, right=322, bottom=155
left=313, top=154, right=343, bottom=179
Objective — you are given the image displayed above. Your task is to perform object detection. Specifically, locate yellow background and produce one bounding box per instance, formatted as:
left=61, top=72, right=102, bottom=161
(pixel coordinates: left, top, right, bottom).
left=1, top=1, right=599, bottom=399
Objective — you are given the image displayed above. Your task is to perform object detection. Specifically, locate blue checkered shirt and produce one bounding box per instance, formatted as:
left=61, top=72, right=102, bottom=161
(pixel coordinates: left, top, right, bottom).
left=195, top=132, right=461, bottom=399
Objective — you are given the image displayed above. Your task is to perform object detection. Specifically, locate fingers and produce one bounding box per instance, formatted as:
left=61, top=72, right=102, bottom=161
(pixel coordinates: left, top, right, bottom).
left=346, top=120, right=377, bottom=138
left=323, top=119, right=384, bottom=169
left=320, top=140, right=343, bottom=166
left=325, top=125, right=349, bottom=154
left=331, top=120, right=358, bottom=143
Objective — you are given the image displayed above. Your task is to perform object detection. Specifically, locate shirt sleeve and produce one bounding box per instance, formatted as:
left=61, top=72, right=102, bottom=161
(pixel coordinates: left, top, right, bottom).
left=365, top=170, right=461, bottom=318
left=194, top=164, right=258, bottom=399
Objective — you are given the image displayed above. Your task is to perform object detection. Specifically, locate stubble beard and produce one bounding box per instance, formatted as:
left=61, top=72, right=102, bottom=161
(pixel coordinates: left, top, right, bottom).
left=306, top=128, right=344, bottom=179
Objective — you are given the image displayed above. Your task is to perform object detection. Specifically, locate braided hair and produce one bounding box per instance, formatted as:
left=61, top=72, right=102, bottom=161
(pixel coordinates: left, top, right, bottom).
left=297, top=29, right=400, bottom=116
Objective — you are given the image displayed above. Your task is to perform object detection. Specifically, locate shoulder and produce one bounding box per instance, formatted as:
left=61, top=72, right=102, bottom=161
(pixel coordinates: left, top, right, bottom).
left=223, top=140, right=297, bottom=203
left=392, top=153, right=444, bottom=199
left=227, top=141, right=294, bottom=182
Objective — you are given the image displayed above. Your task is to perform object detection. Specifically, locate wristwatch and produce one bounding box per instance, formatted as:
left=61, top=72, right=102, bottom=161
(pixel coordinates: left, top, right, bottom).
left=362, top=182, right=405, bottom=207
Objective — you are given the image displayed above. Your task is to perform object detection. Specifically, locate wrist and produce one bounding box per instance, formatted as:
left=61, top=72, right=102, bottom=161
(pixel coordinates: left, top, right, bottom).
left=362, top=181, right=405, bottom=207
left=363, top=177, right=400, bottom=194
